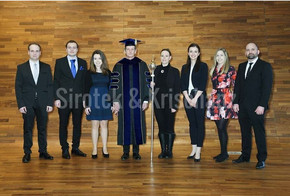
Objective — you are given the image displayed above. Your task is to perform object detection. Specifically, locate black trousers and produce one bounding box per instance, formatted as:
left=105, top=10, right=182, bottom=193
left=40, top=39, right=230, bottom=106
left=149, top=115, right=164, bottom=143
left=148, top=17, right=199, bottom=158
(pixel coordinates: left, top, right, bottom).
left=123, top=145, right=139, bottom=153
left=154, top=106, right=176, bottom=134
left=184, top=92, right=206, bottom=147
left=58, top=102, right=83, bottom=151
left=238, top=104, right=267, bottom=162
left=22, top=99, right=48, bottom=154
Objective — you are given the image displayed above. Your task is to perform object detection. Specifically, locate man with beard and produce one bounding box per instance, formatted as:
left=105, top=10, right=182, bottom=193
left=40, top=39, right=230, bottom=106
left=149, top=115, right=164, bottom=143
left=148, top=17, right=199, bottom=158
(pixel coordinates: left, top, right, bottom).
left=232, top=43, right=273, bottom=169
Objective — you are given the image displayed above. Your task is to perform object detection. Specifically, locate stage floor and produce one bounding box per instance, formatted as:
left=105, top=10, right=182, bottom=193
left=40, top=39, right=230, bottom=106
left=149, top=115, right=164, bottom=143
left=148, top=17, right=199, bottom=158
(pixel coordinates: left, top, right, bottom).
left=0, top=136, right=290, bottom=195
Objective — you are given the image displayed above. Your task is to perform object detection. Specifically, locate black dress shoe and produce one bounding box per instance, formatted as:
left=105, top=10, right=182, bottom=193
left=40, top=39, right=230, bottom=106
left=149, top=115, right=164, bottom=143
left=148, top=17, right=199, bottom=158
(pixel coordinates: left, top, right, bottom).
left=187, top=154, right=195, bottom=159
left=232, top=155, right=250, bottom=163
left=22, top=153, right=31, bottom=163
left=165, top=152, right=173, bottom=159
left=39, top=152, right=54, bottom=160
left=213, top=154, right=222, bottom=160
left=102, top=150, right=109, bottom=158
left=121, top=153, right=129, bottom=160
left=158, top=152, right=166, bottom=159
left=256, top=161, right=265, bottom=169
left=71, top=148, right=87, bottom=157
left=62, top=149, right=71, bottom=159
left=92, top=154, right=98, bottom=159
left=133, top=153, right=141, bottom=160
left=215, top=154, right=229, bottom=162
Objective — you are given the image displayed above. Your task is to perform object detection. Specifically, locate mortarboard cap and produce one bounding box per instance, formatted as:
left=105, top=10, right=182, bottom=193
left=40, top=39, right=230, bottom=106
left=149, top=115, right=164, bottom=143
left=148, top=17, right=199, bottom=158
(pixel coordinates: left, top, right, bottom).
left=119, top=38, right=141, bottom=47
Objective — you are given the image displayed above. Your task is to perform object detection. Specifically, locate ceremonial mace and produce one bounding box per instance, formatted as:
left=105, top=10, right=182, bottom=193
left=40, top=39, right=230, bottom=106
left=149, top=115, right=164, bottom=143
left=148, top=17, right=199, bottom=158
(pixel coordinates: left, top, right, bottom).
left=148, top=56, right=156, bottom=164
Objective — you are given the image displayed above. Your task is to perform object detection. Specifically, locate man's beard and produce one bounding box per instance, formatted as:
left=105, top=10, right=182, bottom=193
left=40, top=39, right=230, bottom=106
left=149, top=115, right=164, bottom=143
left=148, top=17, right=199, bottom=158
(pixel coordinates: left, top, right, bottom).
left=247, top=53, right=257, bottom=59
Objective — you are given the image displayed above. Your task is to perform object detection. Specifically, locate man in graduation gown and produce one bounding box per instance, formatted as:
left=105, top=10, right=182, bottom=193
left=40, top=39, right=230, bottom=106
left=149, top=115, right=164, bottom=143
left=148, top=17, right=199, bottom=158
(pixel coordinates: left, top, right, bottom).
left=111, top=38, right=150, bottom=160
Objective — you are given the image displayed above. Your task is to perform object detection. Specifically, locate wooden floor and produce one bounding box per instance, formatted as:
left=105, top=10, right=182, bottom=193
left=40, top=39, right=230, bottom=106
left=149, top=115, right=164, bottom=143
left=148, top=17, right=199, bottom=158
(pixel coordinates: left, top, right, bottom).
left=0, top=136, right=290, bottom=196
left=0, top=1, right=290, bottom=195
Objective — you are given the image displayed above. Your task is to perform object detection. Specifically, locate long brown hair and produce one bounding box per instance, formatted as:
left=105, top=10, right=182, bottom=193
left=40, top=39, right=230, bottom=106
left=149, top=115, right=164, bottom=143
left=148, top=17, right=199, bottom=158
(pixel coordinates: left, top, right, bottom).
left=209, top=48, right=230, bottom=77
left=89, top=50, right=110, bottom=75
left=185, top=43, right=201, bottom=73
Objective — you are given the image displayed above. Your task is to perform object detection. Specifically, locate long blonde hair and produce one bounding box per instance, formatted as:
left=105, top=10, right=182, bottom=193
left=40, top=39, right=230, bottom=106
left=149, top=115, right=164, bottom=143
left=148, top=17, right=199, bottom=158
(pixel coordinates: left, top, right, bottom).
left=209, top=48, right=230, bottom=76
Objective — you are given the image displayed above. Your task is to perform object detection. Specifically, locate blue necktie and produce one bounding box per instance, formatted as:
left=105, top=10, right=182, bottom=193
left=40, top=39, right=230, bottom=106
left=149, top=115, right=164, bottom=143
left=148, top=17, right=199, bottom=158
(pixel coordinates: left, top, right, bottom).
left=70, top=59, right=76, bottom=78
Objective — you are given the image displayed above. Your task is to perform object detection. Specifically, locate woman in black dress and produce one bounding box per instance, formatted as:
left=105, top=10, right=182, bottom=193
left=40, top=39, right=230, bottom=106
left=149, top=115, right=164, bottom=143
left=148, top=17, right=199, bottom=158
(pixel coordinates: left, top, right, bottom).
left=181, top=43, right=208, bottom=162
left=84, top=50, right=112, bottom=159
left=151, top=49, right=180, bottom=158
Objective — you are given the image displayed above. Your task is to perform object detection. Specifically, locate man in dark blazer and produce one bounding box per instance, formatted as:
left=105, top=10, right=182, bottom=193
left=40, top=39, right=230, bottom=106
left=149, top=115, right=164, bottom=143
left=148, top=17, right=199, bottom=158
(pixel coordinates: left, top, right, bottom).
left=233, top=42, right=273, bottom=169
left=15, top=43, right=54, bottom=163
left=54, top=40, right=87, bottom=159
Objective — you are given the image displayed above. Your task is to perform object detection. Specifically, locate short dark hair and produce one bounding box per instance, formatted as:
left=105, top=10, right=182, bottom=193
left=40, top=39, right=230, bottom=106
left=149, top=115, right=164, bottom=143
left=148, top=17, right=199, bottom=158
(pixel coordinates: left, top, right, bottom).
left=28, top=43, right=41, bottom=51
left=160, top=48, right=172, bottom=56
left=66, top=40, right=79, bottom=48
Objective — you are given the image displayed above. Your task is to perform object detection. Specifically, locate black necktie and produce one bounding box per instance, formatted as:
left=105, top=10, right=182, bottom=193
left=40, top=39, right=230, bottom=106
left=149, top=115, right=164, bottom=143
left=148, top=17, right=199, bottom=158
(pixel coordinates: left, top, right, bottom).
left=246, top=63, right=253, bottom=79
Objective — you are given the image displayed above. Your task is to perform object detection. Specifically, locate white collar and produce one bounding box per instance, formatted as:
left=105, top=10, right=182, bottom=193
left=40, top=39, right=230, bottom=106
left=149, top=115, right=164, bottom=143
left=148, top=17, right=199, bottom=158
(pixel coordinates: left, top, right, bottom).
left=67, top=55, right=77, bottom=61
left=248, top=57, right=258, bottom=65
left=29, top=59, right=39, bottom=65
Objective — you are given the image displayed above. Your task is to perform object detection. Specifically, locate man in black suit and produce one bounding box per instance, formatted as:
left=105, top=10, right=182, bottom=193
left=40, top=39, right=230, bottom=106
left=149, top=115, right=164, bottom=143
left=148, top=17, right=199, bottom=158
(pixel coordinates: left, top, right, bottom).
left=54, top=40, right=87, bottom=159
left=15, top=43, right=54, bottom=163
left=233, top=43, right=273, bottom=169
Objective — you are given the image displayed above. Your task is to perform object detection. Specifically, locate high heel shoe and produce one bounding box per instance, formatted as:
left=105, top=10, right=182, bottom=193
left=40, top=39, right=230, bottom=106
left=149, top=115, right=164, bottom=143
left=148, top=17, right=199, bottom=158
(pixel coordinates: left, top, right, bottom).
left=187, top=154, right=195, bottom=159
left=194, top=154, right=201, bottom=162
left=92, top=154, right=98, bottom=159
left=102, top=150, right=109, bottom=158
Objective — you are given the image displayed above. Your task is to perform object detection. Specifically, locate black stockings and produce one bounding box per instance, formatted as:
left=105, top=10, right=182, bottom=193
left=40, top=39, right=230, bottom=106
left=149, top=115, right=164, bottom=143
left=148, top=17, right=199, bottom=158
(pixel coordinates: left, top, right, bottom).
left=215, top=119, right=229, bottom=155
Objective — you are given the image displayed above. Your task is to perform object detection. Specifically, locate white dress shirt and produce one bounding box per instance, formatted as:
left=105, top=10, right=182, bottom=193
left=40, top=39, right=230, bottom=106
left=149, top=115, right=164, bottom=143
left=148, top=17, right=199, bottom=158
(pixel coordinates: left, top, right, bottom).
left=188, top=64, right=195, bottom=94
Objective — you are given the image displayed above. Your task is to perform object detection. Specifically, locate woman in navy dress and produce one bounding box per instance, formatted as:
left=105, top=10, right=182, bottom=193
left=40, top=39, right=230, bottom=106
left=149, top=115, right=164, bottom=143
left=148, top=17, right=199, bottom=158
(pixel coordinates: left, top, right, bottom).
left=84, top=50, right=112, bottom=159
left=207, top=48, right=237, bottom=162
left=180, top=43, right=208, bottom=162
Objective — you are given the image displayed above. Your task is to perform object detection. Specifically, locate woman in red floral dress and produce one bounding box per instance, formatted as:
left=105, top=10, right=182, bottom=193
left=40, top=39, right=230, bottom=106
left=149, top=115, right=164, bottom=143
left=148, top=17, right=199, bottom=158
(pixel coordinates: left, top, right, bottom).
left=207, top=48, right=238, bottom=162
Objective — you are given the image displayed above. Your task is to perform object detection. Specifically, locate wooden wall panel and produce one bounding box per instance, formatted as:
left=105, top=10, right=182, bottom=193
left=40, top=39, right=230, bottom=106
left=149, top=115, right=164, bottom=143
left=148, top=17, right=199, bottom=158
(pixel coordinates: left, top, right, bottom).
left=0, top=1, right=290, bottom=142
